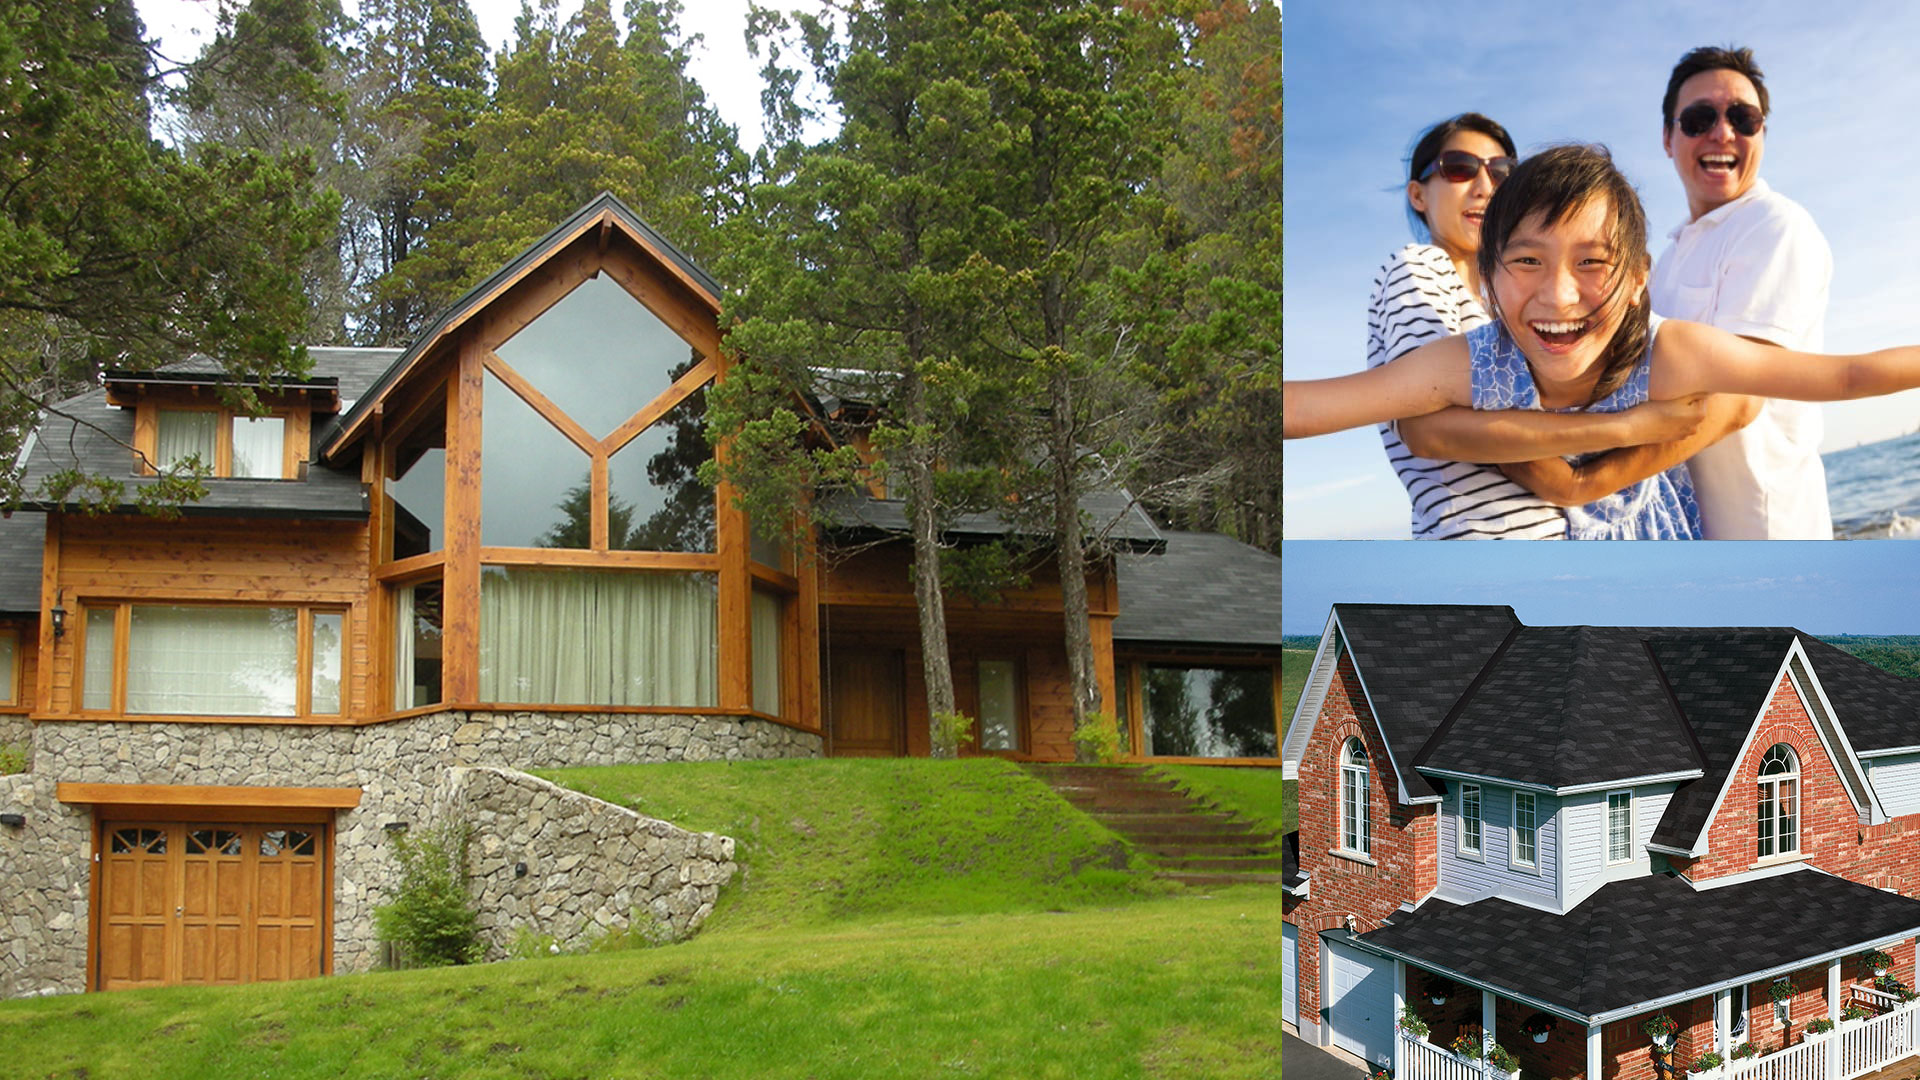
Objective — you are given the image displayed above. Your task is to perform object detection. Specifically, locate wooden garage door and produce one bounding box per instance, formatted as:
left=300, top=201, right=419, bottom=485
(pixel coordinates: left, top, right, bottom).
left=99, top=821, right=327, bottom=990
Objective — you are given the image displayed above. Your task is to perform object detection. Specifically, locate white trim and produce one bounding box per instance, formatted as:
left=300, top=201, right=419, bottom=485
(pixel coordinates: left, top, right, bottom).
left=1416, top=766, right=1703, bottom=796
left=1605, top=789, right=1634, bottom=865
left=1647, top=842, right=1694, bottom=857
left=1280, top=613, right=1340, bottom=780
left=1680, top=858, right=1820, bottom=891
left=1342, top=736, right=1373, bottom=857
left=1857, top=746, right=1920, bottom=759
left=1510, top=790, right=1539, bottom=872
left=1784, top=646, right=1884, bottom=823
left=1458, top=782, right=1484, bottom=858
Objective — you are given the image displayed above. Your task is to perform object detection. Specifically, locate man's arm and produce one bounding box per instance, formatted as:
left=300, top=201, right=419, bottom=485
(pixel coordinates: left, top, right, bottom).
left=1499, top=394, right=1761, bottom=506
left=1399, top=396, right=1713, bottom=463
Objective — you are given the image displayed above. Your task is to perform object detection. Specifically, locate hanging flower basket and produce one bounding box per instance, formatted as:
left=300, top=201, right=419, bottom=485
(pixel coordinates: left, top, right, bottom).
left=1770, top=978, right=1797, bottom=1005
left=1427, top=975, right=1458, bottom=1005
left=1644, top=1014, right=1679, bottom=1051
left=1523, top=1012, right=1557, bottom=1043
left=1862, top=949, right=1896, bottom=977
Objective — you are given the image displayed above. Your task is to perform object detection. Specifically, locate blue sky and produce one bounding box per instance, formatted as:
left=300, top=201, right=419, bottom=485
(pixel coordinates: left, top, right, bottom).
left=1284, top=2, right=1920, bottom=538
left=1281, top=541, right=1920, bottom=636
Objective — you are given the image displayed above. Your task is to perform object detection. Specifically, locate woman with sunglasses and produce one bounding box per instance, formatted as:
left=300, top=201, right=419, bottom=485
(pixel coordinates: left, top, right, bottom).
left=1366, top=115, right=1706, bottom=538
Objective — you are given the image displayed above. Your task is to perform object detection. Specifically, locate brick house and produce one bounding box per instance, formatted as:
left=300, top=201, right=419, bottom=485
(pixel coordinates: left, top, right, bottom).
left=0, top=193, right=1283, bottom=997
left=1282, top=604, right=1920, bottom=1080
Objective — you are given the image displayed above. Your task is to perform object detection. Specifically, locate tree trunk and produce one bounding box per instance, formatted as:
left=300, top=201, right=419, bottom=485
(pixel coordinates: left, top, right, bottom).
left=902, top=367, right=959, bottom=755
left=1049, top=366, right=1102, bottom=762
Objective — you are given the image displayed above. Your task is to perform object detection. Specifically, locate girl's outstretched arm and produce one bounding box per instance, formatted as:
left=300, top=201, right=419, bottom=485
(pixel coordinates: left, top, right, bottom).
left=1284, top=335, right=1472, bottom=439
left=1654, top=320, right=1920, bottom=401
left=1401, top=395, right=1715, bottom=463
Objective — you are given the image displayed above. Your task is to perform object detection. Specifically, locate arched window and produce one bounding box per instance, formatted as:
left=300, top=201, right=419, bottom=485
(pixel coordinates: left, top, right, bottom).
left=1341, top=738, right=1371, bottom=855
left=1757, top=744, right=1799, bottom=859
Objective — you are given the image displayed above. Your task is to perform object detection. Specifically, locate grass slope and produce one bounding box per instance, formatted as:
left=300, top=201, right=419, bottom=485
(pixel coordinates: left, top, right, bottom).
left=1151, top=764, right=1289, bottom=835
left=535, top=758, right=1171, bottom=932
left=0, top=897, right=1284, bottom=1080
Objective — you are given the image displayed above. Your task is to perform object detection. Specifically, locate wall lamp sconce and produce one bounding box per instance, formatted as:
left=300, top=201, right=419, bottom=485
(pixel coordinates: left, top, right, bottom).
left=384, top=821, right=409, bottom=834
left=50, top=594, right=65, bottom=639
left=0, top=813, right=25, bottom=828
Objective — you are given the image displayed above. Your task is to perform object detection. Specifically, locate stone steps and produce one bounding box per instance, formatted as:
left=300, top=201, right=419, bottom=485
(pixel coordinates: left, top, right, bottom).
left=1025, top=763, right=1285, bottom=886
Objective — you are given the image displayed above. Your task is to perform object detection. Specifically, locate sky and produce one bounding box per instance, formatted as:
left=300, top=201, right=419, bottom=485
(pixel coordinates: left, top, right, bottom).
left=133, top=0, right=810, bottom=153
left=1284, top=2, right=1920, bottom=539
left=1280, top=540, right=1920, bottom=637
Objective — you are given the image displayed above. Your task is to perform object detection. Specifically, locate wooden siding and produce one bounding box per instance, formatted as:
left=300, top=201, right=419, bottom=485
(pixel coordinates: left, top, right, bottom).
left=45, top=516, right=373, bottom=719
left=1435, top=784, right=1559, bottom=906
left=1559, top=782, right=1679, bottom=907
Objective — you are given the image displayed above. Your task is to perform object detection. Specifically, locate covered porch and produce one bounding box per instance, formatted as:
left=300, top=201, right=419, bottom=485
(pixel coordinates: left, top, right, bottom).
left=1361, top=871, right=1920, bottom=1080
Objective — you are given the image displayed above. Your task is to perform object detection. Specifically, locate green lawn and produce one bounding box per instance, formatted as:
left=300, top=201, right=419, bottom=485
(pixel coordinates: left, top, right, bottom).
left=0, top=897, right=1284, bottom=1079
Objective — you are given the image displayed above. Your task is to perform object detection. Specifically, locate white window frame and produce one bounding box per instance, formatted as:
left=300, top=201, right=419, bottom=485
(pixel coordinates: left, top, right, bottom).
left=1458, top=782, right=1483, bottom=858
left=1510, top=791, right=1538, bottom=870
left=1340, top=738, right=1371, bottom=856
left=1606, top=789, right=1634, bottom=865
left=1757, top=744, right=1800, bottom=861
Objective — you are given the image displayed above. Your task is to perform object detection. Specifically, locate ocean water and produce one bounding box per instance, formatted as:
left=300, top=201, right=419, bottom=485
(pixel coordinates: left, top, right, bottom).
left=1824, top=430, right=1920, bottom=539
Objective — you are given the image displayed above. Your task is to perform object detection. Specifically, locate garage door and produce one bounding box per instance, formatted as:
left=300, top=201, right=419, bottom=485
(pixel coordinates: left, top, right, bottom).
left=1327, top=937, right=1393, bottom=1066
left=1283, top=923, right=1299, bottom=1027
left=99, top=821, right=328, bottom=990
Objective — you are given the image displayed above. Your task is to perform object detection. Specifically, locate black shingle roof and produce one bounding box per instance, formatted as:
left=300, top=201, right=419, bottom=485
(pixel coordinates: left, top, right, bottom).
left=1332, top=604, right=1521, bottom=802
left=1362, top=870, right=1920, bottom=1019
left=0, top=512, right=44, bottom=613
left=1800, top=635, right=1920, bottom=753
left=1112, top=531, right=1278, bottom=648
left=18, top=348, right=396, bottom=520
left=815, top=489, right=1164, bottom=550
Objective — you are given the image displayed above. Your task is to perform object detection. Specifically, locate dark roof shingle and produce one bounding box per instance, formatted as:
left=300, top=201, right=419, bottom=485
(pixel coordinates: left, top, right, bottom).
left=1112, top=531, right=1278, bottom=648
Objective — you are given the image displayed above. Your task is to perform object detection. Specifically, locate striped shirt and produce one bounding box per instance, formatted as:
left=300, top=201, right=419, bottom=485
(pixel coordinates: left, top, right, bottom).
left=1366, top=244, right=1567, bottom=539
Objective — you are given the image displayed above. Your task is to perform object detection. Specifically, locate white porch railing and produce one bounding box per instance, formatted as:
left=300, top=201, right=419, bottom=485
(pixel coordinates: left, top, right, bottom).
left=1400, top=1034, right=1512, bottom=1080
left=1852, top=985, right=1904, bottom=1014
left=1841, top=998, right=1920, bottom=1080
left=1724, top=1035, right=1828, bottom=1080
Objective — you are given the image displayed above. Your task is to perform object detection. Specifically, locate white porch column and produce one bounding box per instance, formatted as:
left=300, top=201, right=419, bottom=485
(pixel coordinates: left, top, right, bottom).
left=1483, top=989, right=1497, bottom=1080
left=1829, top=960, right=1843, bottom=1080
left=1586, top=1022, right=1604, bottom=1080
left=1394, top=961, right=1408, bottom=1080
left=1715, top=989, right=1731, bottom=1057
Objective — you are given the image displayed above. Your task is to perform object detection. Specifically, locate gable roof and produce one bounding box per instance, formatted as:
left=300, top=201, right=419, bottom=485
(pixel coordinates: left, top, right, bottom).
left=1112, top=531, right=1277, bottom=646
left=322, top=193, right=722, bottom=462
left=1330, top=604, right=1521, bottom=802
left=1799, top=635, right=1920, bottom=754
left=1361, top=869, right=1920, bottom=1021
left=1418, top=626, right=1702, bottom=790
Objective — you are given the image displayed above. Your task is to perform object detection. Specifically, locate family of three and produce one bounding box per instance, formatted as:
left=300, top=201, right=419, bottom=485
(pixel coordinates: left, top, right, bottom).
left=1285, top=46, right=1876, bottom=540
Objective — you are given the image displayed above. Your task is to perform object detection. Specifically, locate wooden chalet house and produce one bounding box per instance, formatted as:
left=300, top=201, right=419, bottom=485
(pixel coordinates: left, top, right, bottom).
left=0, top=194, right=1281, bottom=997
left=1282, top=604, right=1920, bottom=1080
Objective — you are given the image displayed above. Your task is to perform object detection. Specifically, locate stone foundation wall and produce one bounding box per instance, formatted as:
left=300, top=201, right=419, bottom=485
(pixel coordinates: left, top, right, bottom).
left=439, top=766, right=736, bottom=958
left=1, top=710, right=818, bottom=997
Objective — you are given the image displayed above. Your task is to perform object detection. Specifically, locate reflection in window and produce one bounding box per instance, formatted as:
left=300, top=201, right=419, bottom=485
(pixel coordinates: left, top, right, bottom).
left=394, top=581, right=444, bottom=709
left=608, top=380, right=713, bottom=553
left=1140, top=665, right=1276, bottom=758
left=0, top=630, right=14, bottom=703
left=482, top=371, right=591, bottom=549
left=493, top=274, right=697, bottom=439
left=978, top=660, right=1020, bottom=752
left=750, top=516, right=790, bottom=570
left=230, top=416, right=285, bottom=478
left=311, top=612, right=343, bottom=714
left=479, top=567, right=717, bottom=708
left=387, top=393, right=446, bottom=557
left=127, top=606, right=299, bottom=716
left=751, top=589, right=782, bottom=715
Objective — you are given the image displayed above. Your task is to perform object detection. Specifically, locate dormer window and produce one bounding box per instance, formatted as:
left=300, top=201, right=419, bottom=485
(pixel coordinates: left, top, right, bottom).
left=149, top=407, right=297, bottom=479
left=1341, top=738, right=1371, bottom=855
left=1757, top=744, right=1800, bottom=859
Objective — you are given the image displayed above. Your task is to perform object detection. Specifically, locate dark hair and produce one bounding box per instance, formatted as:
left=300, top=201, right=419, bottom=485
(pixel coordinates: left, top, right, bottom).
left=1662, top=46, right=1769, bottom=128
left=1476, top=145, right=1652, bottom=406
left=1406, top=113, right=1517, bottom=227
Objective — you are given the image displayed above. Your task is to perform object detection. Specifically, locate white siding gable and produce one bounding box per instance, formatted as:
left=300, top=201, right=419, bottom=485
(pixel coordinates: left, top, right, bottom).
left=1560, top=783, right=1678, bottom=909
left=1866, top=754, right=1920, bottom=819
left=1435, top=781, right=1558, bottom=908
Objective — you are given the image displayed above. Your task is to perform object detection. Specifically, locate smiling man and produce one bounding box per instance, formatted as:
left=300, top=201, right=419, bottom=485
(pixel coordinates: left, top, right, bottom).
left=1652, top=45, right=1835, bottom=538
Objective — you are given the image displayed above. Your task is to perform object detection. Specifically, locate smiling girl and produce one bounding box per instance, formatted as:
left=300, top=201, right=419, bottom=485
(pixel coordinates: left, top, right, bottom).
left=1285, top=144, right=1920, bottom=539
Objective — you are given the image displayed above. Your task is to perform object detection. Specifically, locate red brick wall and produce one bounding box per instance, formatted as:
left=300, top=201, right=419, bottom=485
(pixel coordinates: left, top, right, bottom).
left=1285, top=650, right=1437, bottom=1028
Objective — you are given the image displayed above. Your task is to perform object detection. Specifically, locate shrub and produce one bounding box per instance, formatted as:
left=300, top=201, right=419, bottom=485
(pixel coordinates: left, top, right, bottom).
left=373, top=821, right=482, bottom=967
left=1732, top=1042, right=1757, bottom=1060
left=0, top=743, right=25, bottom=775
left=1489, top=1044, right=1519, bottom=1073
left=1692, top=1052, right=1724, bottom=1072
left=929, top=711, right=977, bottom=759
left=1070, top=712, right=1125, bottom=764
left=1398, top=1006, right=1430, bottom=1038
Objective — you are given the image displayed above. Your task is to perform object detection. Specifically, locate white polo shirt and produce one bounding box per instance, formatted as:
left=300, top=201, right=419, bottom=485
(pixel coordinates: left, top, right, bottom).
left=1650, top=179, right=1833, bottom=540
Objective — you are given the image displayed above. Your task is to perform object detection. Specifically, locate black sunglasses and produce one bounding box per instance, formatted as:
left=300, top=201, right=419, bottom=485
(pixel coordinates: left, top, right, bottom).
left=1418, top=149, right=1516, bottom=186
left=1676, top=101, right=1764, bottom=138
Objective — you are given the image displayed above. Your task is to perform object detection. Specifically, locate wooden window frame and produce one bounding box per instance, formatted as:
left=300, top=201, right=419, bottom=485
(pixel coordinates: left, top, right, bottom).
left=1340, top=737, right=1370, bottom=856
left=1510, top=790, right=1538, bottom=871
left=137, top=403, right=309, bottom=480
left=77, top=601, right=349, bottom=720
left=1458, top=782, right=1483, bottom=858
left=1606, top=789, right=1634, bottom=865
left=973, top=655, right=1027, bottom=756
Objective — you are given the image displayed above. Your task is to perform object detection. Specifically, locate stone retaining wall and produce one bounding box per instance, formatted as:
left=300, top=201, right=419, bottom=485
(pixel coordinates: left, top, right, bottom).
left=439, top=766, right=736, bottom=958
left=1, top=710, right=818, bottom=997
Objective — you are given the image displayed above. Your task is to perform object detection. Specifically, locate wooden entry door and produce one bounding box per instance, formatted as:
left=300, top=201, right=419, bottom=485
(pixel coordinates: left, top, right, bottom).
left=99, top=821, right=326, bottom=990
left=828, top=649, right=906, bottom=756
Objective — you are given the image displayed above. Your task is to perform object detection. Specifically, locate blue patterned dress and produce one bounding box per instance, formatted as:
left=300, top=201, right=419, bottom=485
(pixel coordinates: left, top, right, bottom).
left=1467, top=317, right=1702, bottom=540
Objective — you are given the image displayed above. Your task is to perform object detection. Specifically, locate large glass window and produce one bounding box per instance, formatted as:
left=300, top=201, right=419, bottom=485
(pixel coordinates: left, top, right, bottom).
left=478, top=567, right=716, bottom=707
left=482, top=371, right=592, bottom=549
left=1758, top=744, right=1800, bottom=859
left=82, top=607, right=115, bottom=711
left=311, top=612, right=343, bottom=715
left=1341, top=738, right=1370, bottom=854
left=0, top=630, right=15, bottom=704
left=393, top=581, right=444, bottom=709
left=83, top=604, right=343, bottom=717
left=751, top=589, right=782, bottom=716
left=493, top=275, right=695, bottom=439
left=386, top=392, right=446, bottom=557
left=1140, top=665, right=1276, bottom=758
left=156, top=410, right=218, bottom=473
left=977, top=659, right=1020, bottom=752
left=230, top=416, right=285, bottom=478
left=608, top=383, right=713, bottom=553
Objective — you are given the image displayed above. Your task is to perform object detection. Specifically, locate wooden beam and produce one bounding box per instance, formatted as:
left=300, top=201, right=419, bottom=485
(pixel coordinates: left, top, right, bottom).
left=604, top=356, right=719, bottom=454
left=481, top=349, right=598, bottom=455
left=1091, top=612, right=1117, bottom=722
left=36, top=513, right=58, bottom=714
left=590, top=451, right=610, bottom=549
left=57, top=782, right=363, bottom=808
left=598, top=256, right=724, bottom=357
left=441, top=333, right=484, bottom=705
left=716, top=469, right=750, bottom=712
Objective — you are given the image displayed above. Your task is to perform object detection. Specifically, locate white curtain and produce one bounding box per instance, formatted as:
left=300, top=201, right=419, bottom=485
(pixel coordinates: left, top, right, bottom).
left=127, top=606, right=298, bottom=716
left=479, top=568, right=717, bottom=707
left=0, top=631, right=14, bottom=703
left=311, top=612, right=342, bottom=714
left=978, top=660, right=1019, bottom=751
left=156, top=411, right=217, bottom=472
left=230, top=416, right=285, bottom=478
left=751, top=589, right=781, bottom=715
left=82, top=607, right=115, bottom=710
left=393, top=586, right=416, bottom=709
